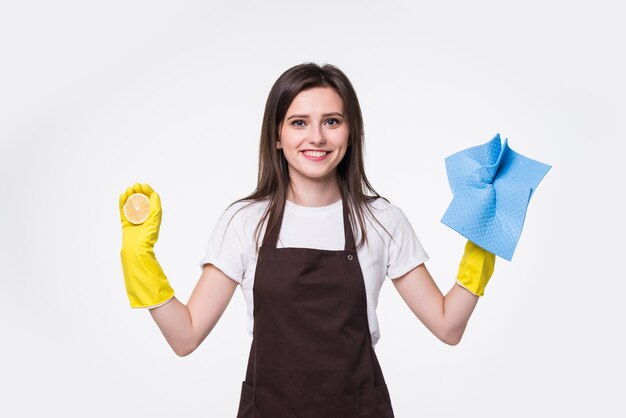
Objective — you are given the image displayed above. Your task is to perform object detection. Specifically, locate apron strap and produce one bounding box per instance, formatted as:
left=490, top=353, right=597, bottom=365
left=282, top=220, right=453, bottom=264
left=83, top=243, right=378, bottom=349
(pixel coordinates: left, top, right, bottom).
left=342, top=198, right=356, bottom=252
left=261, top=202, right=283, bottom=249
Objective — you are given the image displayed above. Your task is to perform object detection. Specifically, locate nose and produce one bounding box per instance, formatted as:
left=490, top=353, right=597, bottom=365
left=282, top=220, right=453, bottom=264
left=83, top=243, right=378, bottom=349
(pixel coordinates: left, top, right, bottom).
left=309, top=124, right=326, bottom=145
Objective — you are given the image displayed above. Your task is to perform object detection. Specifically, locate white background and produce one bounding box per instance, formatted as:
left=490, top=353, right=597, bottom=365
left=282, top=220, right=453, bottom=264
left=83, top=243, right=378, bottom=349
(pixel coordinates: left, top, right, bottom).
left=1, top=1, right=624, bottom=416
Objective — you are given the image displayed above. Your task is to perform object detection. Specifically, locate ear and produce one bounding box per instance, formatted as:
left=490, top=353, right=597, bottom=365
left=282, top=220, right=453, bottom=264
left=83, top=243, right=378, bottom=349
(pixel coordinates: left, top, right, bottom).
left=276, top=139, right=282, bottom=149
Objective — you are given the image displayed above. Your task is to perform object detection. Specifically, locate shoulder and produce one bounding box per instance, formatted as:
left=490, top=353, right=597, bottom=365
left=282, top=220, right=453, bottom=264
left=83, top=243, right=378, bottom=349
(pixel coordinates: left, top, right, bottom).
left=217, top=198, right=269, bottom=230
left=363, top=197, right=409, bottom=227
left=221, top=198, right=268, bottom=219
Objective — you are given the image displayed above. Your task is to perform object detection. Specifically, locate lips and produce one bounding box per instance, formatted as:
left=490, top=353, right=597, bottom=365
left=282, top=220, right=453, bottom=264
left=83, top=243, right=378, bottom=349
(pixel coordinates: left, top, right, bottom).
left=301, top=150, right=331, bottom=161
left=302, top=150, right=330, bottom=157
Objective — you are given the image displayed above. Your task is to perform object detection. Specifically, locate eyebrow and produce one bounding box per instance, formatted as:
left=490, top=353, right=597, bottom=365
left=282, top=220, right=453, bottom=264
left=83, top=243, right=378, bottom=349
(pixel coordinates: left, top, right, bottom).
left=286, top=112, right=344, bottom=120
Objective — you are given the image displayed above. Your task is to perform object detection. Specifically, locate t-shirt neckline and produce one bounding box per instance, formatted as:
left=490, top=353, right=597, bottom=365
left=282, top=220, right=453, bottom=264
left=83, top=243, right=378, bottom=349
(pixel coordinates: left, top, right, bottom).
left=285, top=198, right=342, bottom=214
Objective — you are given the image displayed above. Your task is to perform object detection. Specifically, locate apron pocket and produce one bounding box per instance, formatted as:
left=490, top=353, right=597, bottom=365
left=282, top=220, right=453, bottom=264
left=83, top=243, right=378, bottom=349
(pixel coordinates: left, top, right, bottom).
left=236, top=381, right=255, bottom=418
left=356, top=384, right=394, bottom=418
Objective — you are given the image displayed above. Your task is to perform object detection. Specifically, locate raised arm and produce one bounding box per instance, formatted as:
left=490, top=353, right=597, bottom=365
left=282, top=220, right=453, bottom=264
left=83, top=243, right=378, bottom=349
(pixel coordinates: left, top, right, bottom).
left=392, top=241, right=495, bottom=345
left=119, top=183, right=238, bottom=356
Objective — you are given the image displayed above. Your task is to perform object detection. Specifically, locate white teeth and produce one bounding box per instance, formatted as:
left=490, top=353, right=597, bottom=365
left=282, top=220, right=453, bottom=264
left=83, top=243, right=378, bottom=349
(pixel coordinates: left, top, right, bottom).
left=303, top=151, right=328, bottom=157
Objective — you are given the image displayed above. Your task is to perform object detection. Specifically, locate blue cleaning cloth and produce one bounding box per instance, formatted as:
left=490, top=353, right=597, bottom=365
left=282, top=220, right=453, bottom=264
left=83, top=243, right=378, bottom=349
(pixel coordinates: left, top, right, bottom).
left=441, top=133, right=551, bottom=261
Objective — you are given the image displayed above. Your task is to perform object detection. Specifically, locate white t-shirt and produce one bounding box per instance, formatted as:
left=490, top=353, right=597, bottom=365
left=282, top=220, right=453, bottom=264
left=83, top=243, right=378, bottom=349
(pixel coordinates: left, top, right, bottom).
left=199, top=197, right=429, bottom=347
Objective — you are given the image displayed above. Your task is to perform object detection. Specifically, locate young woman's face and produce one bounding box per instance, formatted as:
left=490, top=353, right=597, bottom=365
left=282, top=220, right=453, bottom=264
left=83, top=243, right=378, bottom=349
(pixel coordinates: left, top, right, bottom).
left=277, top=86, right=350, bottom=185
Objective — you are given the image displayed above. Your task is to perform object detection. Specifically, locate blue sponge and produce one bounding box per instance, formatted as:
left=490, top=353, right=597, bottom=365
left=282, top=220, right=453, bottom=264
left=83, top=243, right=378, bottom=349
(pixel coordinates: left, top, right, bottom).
left=441, top=133, right=551, bottom=261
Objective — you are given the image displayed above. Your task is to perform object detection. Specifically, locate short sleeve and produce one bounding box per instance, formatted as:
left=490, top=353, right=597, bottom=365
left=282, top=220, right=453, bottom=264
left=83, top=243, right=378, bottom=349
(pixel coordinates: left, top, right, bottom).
left=198, top=204, right=247, bottom=284
left=386, top=205, right=430, bottom=280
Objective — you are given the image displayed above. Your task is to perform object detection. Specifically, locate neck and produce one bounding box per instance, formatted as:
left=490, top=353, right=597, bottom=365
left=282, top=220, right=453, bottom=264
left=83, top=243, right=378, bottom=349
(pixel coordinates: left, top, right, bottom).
left=286, top=173, right=341, bottom=207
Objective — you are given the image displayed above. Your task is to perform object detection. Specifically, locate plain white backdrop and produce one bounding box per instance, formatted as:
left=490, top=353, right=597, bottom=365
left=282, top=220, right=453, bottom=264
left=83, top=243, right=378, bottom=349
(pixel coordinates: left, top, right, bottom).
left=1, top=1, right=624, bottom=416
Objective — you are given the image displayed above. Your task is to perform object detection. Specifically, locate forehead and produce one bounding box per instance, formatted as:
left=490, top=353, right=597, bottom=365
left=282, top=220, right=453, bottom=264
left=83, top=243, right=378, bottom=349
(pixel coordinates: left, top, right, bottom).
left=287, top=87, right=344, bottom=113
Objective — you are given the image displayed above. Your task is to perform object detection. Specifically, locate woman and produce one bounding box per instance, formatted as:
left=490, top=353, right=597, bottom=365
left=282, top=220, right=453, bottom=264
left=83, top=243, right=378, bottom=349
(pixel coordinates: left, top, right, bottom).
left=119, top=63, right=495, bottom=417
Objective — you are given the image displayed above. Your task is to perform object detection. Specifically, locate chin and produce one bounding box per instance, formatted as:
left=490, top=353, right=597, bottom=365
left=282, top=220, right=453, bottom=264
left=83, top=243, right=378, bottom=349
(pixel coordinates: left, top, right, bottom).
left=292, top=167, right=338, bottom=181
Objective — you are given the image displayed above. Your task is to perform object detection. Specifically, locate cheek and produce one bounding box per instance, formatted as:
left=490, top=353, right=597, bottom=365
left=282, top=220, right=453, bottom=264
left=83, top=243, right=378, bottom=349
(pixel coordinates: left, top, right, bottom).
left=278, top=124, right=286, bottom=141
left=331, top=126, right=350, bottom=145
left=280, top=126, right=303, bottom=144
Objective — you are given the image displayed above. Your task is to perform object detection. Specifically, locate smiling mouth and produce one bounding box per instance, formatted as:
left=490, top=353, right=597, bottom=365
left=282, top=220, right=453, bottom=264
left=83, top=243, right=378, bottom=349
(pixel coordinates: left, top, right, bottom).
left=302, top=150, right=331, bottom=157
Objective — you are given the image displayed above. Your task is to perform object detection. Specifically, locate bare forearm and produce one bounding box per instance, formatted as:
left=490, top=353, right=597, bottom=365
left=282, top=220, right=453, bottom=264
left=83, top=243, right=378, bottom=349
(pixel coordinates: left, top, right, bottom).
left=441, top=283, right=479, bottom=345
left=392, top=264, right=478, bottom=345
left=147, top=268, right=238, bottom=356
left=149, top=297, right=197, bottom=356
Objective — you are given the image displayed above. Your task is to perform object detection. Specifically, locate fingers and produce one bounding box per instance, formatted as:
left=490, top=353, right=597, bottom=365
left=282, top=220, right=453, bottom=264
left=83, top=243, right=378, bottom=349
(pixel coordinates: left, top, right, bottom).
left=148, top=188, right=161, bottom=209
left=120, top=183, right=157, bottom=205
left=119, top=191, right=127, bottom=209
left=140, top=183, right=154, bottom=196
left=119, top=183, right=160, bottom=217
left=120, top=183, right=156, bottom=198
left=119, top=185, right=138, bottom=208
left=140, top=183, right=161, bottom=211
left=132, top=182, right=156, bottom=197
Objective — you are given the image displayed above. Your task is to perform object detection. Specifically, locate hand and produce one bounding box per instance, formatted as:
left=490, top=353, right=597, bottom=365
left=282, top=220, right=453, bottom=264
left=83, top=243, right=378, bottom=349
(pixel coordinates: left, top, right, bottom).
left=456, top=240, right=496, bottom=297
left=119, top=183, right=174, bottom=308
left=120, top=183, right=162, bottom=246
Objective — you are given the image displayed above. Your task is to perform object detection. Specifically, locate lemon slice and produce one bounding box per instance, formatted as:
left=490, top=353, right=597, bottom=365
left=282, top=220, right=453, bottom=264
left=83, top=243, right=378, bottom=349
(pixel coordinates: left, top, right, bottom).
left=123, top=193, right=151, bottom=225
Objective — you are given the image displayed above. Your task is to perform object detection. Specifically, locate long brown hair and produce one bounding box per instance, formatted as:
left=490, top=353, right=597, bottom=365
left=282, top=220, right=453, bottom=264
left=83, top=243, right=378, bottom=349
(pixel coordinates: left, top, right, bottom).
left=229, top=62, right=391, bottom=253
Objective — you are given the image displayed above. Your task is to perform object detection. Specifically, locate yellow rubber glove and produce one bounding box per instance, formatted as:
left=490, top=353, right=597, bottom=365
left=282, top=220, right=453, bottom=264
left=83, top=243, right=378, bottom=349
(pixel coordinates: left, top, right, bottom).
left=456, top=240, right=496, bottom=297
left=119, top=183, right=174, bottom=308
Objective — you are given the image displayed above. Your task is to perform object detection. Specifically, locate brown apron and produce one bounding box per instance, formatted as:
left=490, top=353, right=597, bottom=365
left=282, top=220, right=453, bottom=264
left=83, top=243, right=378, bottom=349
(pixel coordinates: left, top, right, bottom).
left=236, top=197, right=395, bottom=417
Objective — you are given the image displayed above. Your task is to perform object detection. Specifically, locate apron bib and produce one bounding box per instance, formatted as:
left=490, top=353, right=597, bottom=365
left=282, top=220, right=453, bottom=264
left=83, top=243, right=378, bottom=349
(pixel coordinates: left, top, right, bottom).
left=236, top=197, right=394, bottom=417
